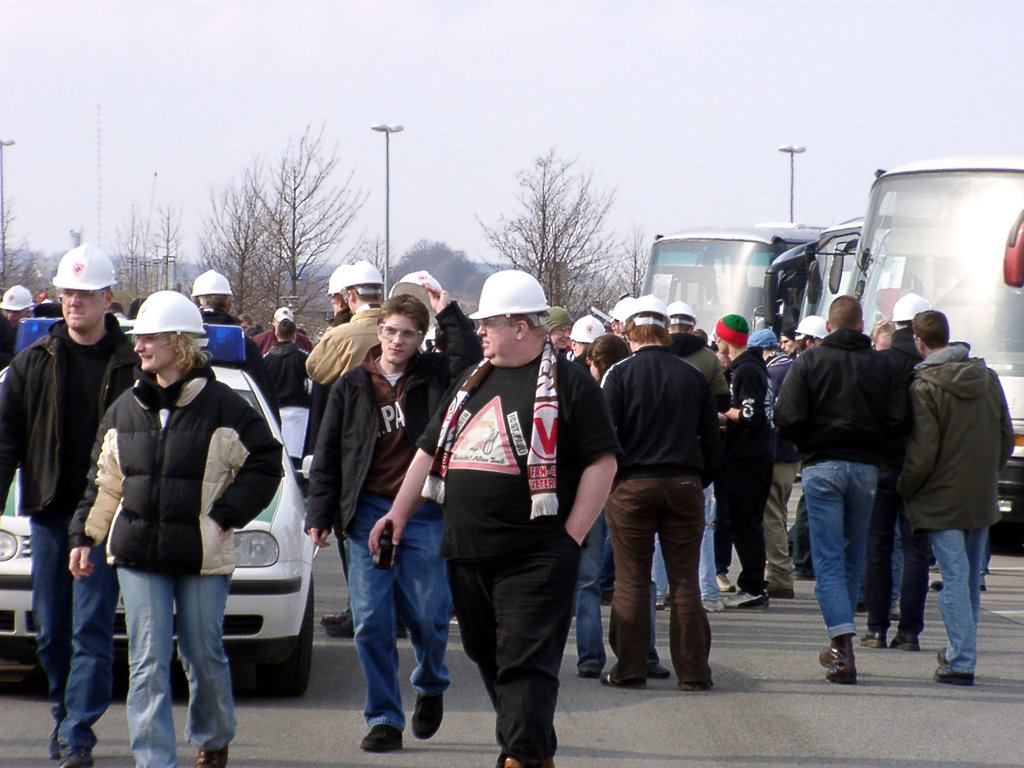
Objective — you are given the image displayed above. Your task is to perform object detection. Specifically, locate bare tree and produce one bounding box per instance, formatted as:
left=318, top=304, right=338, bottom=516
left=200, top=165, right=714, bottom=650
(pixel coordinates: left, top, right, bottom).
left=200, top=163, right=275, bottom=317
left=153, top=205, right=182, bottom=292
left=479, top=148, right=617, bottom=312
left=614, top=225, right=651, bottom=298
left=261, top=125, right=365, bottom=308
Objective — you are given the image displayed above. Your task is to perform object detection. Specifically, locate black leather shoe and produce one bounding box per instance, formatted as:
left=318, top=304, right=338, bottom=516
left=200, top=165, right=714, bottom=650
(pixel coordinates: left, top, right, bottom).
left=646, top=662, right=671, bottom=679
left=360, top=724, right=403, bottom=752
left=411, top=693, right=443, bottom=739
left=599, top=672, right=646, bottom=689
left=934, top=666, right=974, bottom=686
left=577, top=663, right=602, bottom=679
left=859, top=631, right=886, bottom=649
left=889, top=633, right=920, bottom=652
left=322, top=611, right=355, bottom=638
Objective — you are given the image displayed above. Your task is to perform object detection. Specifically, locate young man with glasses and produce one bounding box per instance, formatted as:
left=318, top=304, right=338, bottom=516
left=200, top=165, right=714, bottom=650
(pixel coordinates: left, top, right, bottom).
left=305, top=290, right=481, bottom=753
left=0, top=245, right=138, bottom=768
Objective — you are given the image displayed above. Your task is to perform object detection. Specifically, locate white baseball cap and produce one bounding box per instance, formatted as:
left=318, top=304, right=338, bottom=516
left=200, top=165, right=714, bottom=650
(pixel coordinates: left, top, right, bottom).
left=274, top=307, right=295, bottom=323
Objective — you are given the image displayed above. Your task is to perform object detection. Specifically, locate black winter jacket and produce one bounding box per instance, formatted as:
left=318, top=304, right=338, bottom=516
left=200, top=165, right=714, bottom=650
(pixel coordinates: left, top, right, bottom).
left=722, top=349, right=773, bottom=464
left=877, top=326, right=922, bottom=471
left=304, top=302, right=483, bottom=536
left=263, top=341, right=311, bottom=408
left=775, top=327, right=906, bottom=467
left=69, top=365, right=282, bottom=574
left=0, top=315, right=138, bottom=518
left=602, top=344, right=722, bottom=487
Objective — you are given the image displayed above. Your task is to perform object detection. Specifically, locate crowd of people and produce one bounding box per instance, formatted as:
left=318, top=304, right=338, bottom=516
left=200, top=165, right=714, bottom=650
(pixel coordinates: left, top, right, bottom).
left=0, top=245, right=1014, bottom=768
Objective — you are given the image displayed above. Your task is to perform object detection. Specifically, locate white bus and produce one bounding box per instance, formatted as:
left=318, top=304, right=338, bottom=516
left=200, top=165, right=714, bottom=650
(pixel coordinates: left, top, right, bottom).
left=643, top=224, right=823, bottom=330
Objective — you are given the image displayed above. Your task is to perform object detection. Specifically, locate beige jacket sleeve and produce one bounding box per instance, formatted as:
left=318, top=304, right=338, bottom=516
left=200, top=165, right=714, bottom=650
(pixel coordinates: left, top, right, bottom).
left=83, top=428, right=125, bottom=548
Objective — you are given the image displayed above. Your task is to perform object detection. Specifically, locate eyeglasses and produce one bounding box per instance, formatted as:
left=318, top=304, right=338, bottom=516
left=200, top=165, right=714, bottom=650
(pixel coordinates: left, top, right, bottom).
left=476, top=316, right=515, bottom=332
left=378, top=324, right=424, bottom=343
left=59, top=289, right=106, bottom=302
left=133, top=333, right=171, bottom=346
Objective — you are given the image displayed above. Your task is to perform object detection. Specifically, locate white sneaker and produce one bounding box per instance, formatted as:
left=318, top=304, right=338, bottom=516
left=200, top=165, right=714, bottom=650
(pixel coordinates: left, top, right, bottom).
left=723, top=590, right=769, bottom=609
left=716, top=573, right=736, bottom=593
left=702, top=599, right=725, bottom=613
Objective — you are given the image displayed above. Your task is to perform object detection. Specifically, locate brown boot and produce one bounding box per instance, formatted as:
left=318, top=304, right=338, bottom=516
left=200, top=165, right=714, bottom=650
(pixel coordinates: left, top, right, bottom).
left=503, top=758, right=555, bottom=768
left=818, top=633, right=857, bottom=684
left=195, top=746, right=229, bottom=768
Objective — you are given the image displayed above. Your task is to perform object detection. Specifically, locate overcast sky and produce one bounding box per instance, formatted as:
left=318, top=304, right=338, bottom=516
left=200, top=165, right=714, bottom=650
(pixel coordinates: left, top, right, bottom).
left=2, top=0, right=1022, bottom=271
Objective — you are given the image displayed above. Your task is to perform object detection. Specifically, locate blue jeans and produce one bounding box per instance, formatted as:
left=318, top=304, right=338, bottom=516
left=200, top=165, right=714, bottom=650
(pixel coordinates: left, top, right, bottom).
left=118, top=568, right=234, bottom=768
left=348, top=492, right=451, bottom=731
left=652, top=535, right=668, bottom=601
left=929, top=527, right=987, bottom=674
left=802, top=461, right=878, bottom=638
left=699, top=486, right=719, bottom=601
left=31, top=516, right=118, bottom=750
left=575, top=513, right=659, bottom=672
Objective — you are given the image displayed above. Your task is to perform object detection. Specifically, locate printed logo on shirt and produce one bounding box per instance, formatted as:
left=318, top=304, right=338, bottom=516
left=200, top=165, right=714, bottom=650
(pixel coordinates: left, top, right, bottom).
left=379, top=400, right=406, bottom=437
left=449, top=396, right=520, bottom=474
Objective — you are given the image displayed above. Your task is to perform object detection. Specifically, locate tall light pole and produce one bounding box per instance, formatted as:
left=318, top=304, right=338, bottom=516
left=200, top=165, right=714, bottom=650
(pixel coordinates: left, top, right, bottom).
left=0, top=139, right=14, bottom=272
left=778, top=145, right=805, bottom=223
left=370, top=123, right=403, bottom=295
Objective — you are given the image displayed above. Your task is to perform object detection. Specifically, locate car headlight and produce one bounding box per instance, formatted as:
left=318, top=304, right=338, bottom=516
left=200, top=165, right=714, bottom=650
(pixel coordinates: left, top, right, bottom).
left=0, top=529, right=18, bottom=561
left=234, top=531, right=279, bottom=567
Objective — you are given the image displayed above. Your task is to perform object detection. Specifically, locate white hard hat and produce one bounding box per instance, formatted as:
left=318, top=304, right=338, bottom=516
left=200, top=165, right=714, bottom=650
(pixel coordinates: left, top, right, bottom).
left=469, top=270, right=549, bottom=320
left=327, top=260, right=384, bottom=295
left=666, top=300, right=696, bottom=326
left=131, top=291, right=205, bottom=336
left=795, top=314, right=828, bottom=340
left=570, top=314, right=603, bottom=344
left=627, top=294, right=669, bottom=328
left=891, top=292, right=932, bottom=323
left=389, top=270, right=442, bottom=310
left=52, top=244, right=117, bottom=291
left=191, top=269, right=233, bottom=297
left=610, top=296, right=637, bottom=324
left=0, top=285, right=34, bottom=311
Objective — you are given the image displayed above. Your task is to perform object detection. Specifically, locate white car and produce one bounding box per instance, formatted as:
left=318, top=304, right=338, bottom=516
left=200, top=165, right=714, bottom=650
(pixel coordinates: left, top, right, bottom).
left=0, top=322, right=315, bottom=696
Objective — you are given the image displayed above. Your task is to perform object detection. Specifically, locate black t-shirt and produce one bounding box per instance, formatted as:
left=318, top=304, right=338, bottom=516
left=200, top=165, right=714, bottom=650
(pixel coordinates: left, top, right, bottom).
left=417, top=354, right=620, bottom=561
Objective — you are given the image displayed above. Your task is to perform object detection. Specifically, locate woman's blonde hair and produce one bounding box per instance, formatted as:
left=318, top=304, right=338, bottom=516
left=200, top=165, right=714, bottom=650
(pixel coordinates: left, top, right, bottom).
left=167, top=332, right=209, bottom=375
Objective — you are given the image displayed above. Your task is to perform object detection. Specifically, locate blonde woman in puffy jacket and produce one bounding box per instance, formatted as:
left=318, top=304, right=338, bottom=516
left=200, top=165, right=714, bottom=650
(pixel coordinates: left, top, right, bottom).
left=69, top=292, right=281, bottom=768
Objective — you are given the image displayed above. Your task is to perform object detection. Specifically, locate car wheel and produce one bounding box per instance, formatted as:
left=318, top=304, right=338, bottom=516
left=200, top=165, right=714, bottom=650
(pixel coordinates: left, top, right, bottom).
left=255, top=581, right=313, bottom=697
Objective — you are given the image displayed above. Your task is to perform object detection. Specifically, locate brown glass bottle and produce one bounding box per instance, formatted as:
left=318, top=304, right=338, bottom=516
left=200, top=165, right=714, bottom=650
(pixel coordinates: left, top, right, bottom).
left=373, top=519, right=395, bottom=569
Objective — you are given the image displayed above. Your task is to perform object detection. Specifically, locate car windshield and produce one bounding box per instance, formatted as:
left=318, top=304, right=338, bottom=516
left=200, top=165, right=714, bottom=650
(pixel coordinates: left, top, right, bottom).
left=645, top=239, right=780, bottom=328
left=860, top=170, right=1024, bottom=372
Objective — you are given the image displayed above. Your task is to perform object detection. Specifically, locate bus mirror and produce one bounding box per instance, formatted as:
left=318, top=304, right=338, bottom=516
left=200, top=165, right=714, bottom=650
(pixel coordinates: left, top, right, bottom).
left=763, top=273, right=778, bottom=325
left=828, top=252, right=845, bottom=294
left=1004, top=209, right=1024, bottom=288
left=806, top=261, right=822, bottom=305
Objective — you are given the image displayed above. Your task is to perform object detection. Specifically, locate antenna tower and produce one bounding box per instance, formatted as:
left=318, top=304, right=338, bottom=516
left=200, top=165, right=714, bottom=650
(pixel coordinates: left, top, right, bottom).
left=96, top=104, right=102, bottom=247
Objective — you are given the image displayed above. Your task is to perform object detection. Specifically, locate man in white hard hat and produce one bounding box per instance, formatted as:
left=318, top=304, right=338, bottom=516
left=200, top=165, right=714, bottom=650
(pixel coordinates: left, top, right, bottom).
left=0, top=244, right=138, bottom=767
left=0, top=284, right=34, bottom=366
left=860, top=292, right=932, bottom=655
left=191, top=269, right=280, bottom=422
left=369, top=270, right=619, bottom=768
left=253, top=306, right=312, bottom=355
left=307, top=260, right=385, bottom=386
left=794, top=314, right=828, bottom=350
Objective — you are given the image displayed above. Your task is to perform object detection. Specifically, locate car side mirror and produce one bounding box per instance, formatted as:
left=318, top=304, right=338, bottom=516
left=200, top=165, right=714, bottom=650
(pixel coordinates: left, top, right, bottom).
left=1004, top=208, right=1024, bottom=287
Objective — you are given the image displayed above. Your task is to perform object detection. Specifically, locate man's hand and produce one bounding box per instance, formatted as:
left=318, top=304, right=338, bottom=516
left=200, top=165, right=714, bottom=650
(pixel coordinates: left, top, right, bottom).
left=426, top=286, right=451, bottom=315
left=369, top=513, right=407, bottom=555
left=69, top=546, right=94, bottom=580
left=308, top=528, right=331, bottom=548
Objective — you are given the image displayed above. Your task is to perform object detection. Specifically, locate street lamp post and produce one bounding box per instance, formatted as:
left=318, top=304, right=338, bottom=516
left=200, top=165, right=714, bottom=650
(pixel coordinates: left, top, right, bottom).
left=0, top=139, right=14, bottom=272
left=370, top=123, right=403, bottom=295
left=778, top=145, right=805, bottom=224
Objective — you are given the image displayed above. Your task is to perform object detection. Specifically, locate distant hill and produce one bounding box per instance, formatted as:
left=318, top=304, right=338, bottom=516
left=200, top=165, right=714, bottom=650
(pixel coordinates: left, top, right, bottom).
left=393, top=240, right=493, bottom=313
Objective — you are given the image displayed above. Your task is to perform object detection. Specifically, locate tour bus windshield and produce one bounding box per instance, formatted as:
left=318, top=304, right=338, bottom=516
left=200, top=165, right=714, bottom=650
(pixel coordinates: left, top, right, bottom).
left=645, top=238, right=784, bottom=328
left=859, top=170, right=1024, bottom=372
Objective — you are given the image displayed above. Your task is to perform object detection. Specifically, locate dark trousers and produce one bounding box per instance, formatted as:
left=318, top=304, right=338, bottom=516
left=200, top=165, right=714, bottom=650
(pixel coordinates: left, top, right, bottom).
left=447, top=538, right=580, bottom=768
left=789, top=492, right=814, bottom=576
left=605, top=475, right=712, bottom=685
left=719, top=459, right=772, bottom=596
left=863, top=469, right=929, bottom=636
